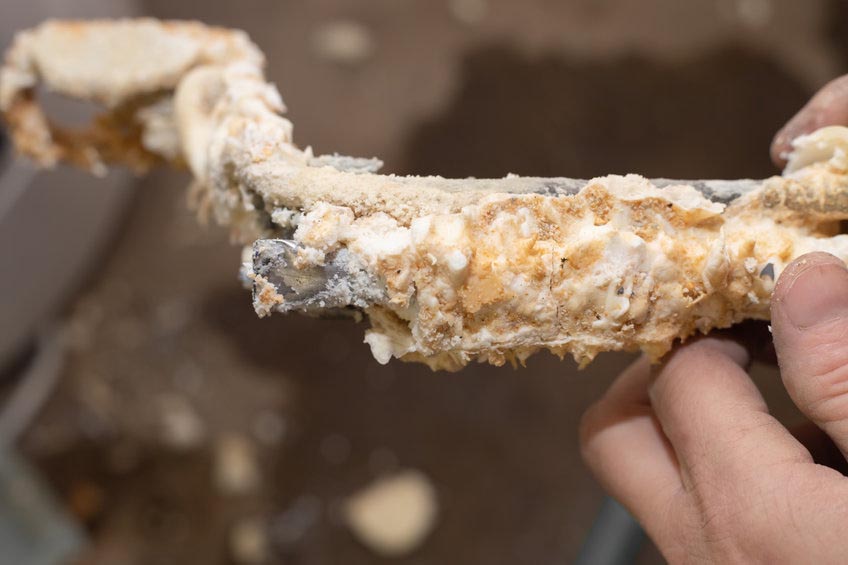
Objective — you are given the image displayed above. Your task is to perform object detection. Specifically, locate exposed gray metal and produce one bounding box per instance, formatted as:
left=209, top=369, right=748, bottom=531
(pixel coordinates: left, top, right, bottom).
left=522, top=177, right=761, bottom=202
left=252, top=239, right=386, bottom=314
left=308, top=153, right=384, bottom=174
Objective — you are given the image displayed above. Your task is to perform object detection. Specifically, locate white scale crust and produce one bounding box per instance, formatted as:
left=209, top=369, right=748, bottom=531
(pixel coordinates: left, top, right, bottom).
left=4, top=19, right=848, bottom=370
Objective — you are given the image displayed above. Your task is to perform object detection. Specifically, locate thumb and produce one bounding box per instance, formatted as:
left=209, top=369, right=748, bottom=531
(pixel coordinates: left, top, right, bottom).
left=771, top=252, right=848, bottom=457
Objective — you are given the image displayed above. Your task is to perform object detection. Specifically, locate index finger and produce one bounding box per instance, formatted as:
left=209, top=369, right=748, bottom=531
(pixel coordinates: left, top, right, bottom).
left=772, top=75, right=848, bottom=168
left=580, top=356, right=685, bottom=546
left=649, top=338, right=811, bottom=488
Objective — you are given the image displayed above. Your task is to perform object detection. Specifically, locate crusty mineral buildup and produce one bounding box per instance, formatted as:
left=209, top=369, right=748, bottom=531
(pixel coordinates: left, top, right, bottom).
left=4, top=19, right=848, bottom=371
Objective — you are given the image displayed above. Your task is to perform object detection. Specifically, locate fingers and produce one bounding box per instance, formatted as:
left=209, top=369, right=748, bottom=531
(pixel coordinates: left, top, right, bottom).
left=791, top=421, right=848, bottom=474
left=771, top=74, right=848, bottom=168
left=583, top=340, right=817, bottom=556
left=649, top=338, right=810, bottom=485
left=716, top=320, right=777, bottom=366
left=771, top=252, right=848, bottom=458
left=580, top=356, right=683, bottom=540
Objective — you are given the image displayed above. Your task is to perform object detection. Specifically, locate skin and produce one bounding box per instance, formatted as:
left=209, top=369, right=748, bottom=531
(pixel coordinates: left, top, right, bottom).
left=582, top=77, right=848, bottom=563
left=771, top=74, right=848, bottom=168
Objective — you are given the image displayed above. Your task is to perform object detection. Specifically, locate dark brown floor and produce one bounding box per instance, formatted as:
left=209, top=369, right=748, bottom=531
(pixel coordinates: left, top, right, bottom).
left=13, top=1, right=848, bottom=563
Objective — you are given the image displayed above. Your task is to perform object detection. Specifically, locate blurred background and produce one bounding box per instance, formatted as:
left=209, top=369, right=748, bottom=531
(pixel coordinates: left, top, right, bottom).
left=1, top=0, right=847, bottom=563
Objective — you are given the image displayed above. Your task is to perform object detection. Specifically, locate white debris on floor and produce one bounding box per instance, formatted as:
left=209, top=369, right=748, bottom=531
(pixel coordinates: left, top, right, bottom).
left=158, top=393, right=205, bottom=449
left=230, top=517, right=269, bottom=564
left=343, top=470, right=438, bottom=557
left=311, top=20, right=374, bottom=65
left=214, top=433, right=260, bottom=495
left=717, top=0, right=773, bottom=28
left=448, top=0, right=489, bottom=25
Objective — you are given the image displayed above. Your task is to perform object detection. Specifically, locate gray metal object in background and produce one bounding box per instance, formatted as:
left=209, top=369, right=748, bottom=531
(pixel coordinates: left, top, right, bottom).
left=0, top=329, right=84, bottom=565
left=0, top=144, right=136, bottom=367
left=0, top=2, right=140, bottom=564
left=0, top=447, right=84, bottom=565
left=574, top=497, right=646, bottom=565
left=0, top=0, right=139, bottom=369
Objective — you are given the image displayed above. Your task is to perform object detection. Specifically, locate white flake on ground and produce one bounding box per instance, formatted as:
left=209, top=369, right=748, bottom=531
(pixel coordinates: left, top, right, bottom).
left=449, top=0, right=489, bottom=25
left=230, top=517, right=269, bottom=564
left=312, top=20, right=374, bottom=65
left=343, top=470, right=438, bottom=557
left=158, top=393, right=205, bottom=449
left=214, top=433, right=260, bottom=495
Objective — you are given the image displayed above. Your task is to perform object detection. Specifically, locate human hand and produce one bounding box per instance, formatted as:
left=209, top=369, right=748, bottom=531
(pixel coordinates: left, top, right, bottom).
left=580, top=252, right=848, bottom=563
left=772, top=74, right=848, bottom=168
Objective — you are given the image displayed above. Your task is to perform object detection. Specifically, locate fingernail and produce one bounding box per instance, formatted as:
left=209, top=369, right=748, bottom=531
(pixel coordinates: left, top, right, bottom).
left=781, top=257, right=848, bottom=329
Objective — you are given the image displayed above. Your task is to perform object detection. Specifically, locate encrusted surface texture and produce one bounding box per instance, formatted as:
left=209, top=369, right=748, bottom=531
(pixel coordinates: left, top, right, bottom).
left=4, top=18, right=848, bottom=370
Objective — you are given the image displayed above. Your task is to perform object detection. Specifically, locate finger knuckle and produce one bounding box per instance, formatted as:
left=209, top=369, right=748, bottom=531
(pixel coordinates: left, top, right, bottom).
left=654, top=344, right=713, bottom=404
left=816, top=74, right=848, bottom=106
left=578, top=401, right=614, bottom=466
left=696, top=486, right=766, bottom=558
left=665, top=341, right=714, bottom=376
left=805, top=378, right=848, bottom=426
left=827, top=74, right=848, bottom=94
left=809, top=336, right=848, bottom=368
left=577, top=404, right=603, bottom=456
left=792, top=329, right=848, bottom=417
